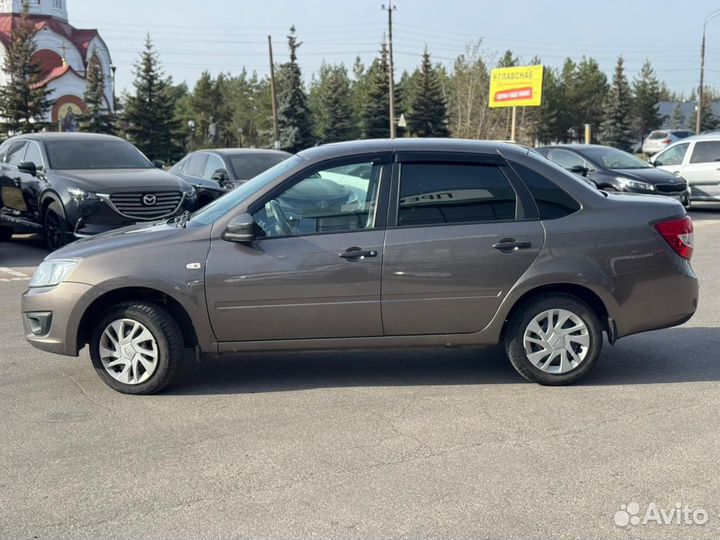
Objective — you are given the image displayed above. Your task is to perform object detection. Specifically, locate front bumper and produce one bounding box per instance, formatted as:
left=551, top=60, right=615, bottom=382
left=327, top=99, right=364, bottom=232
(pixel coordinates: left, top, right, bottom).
left=70, top=194, right=198, bottom=238
left=22, top=281, right=103, bottom=356
left=622, top=186, right=689, bottom=205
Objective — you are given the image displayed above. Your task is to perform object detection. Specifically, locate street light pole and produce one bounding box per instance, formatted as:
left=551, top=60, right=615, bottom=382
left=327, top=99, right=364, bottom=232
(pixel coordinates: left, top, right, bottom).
left=697, top=9, right=720, bottom=134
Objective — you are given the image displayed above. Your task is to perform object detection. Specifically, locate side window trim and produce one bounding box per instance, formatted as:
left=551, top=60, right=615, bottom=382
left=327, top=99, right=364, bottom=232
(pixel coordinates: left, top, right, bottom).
left=248, top=153, right=394, bottom=238
left=387, top=156, right=538, bottom=229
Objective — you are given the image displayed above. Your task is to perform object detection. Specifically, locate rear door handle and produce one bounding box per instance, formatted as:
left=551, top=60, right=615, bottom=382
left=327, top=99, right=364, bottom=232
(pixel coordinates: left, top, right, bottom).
left=493, top=240, right=532, bottom=252
left=339, top=247, right=378, bottom=261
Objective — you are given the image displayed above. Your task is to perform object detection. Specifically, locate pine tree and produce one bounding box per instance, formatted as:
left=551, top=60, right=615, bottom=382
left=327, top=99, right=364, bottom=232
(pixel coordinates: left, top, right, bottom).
left=0, top=1, right=54, bottom=134
left=122, top=36, right=183, bottom=162
left=80, top=55, right=114, bottom=134
left=309, top=63, right=356, bottom=143
left=598, top=57, right=634, bottom=151
left=688, top=88, right=720, bottom=132
left=276, top=26, right=314, bottom=152
left=573, top=57, right=608, bottom=142
left=360, top=43, right=391, bottom=139
left=632, top=60, right=662, bottom=140
left=406, top=49, right=449, bottom=138
left=670, top=103, right=685, bottom=129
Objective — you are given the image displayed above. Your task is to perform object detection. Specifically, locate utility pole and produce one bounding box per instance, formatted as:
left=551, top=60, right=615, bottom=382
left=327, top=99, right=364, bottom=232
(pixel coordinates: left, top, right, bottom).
left=268, top=35, right=279, bottom=148
left=697, top=9, right=720, bottom=134
left=383, top=4, right=397, bottom=139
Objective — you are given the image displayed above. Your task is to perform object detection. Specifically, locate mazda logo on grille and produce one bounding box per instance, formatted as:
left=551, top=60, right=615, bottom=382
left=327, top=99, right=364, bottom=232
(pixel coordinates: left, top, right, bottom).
left=142, top=194, right=157, bottom=206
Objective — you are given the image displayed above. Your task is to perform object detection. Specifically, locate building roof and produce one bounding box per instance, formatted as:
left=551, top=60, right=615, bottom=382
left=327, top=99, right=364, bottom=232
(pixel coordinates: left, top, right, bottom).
left=0, top=13, right=101, bottom=62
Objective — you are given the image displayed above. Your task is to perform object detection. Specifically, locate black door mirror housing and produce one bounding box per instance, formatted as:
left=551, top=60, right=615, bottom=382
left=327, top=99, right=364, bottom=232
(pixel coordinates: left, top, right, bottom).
left=18, top=161, right=37, bottom=176
left=222, top=213, right=256, bottom=243
left=211, top=168, right=230, bottom=186
left=567, top=165, right=589, bottom=177
left=153, top=160, right=165, bottom=169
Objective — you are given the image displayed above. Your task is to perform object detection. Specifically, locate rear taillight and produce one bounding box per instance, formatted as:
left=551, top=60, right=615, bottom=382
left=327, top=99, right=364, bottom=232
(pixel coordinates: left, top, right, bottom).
left=663, top=139, right=672, bottom=145
left=655, top=216, right=694, bottom=260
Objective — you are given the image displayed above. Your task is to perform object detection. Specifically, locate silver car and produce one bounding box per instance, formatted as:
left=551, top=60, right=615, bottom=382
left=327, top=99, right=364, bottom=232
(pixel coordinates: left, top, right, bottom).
left=642, top=129, right=694, bottom=156
left=21, top=139, right=699, bottom=394
left=651, top=134, right=720, bottom=203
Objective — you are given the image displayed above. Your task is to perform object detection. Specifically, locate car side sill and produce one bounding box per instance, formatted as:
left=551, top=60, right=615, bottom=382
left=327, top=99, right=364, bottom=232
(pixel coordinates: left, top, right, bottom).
left=217, top=334, right=456, bottom=354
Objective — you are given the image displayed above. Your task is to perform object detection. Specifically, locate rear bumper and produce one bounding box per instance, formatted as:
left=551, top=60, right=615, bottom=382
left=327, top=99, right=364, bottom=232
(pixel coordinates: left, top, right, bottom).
left=689, top=184, right=720, bottom=202
left=613, top=262, right=699, bottom=339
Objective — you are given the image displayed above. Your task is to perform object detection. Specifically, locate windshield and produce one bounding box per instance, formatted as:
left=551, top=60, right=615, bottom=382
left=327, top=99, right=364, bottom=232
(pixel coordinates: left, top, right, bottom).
left=189, top=155, right=304, bottom=226
left=581, top=147, right=650, bottom=170
left=46, top=140, right=153, bottom=170
left=229, top=154, right=289, bottom=180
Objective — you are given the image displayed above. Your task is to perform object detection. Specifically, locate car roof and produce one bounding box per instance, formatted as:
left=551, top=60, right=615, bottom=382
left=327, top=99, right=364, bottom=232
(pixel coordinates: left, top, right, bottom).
left=297, top=138, right=527, bottom=162
left=193, top=148, right=292, bottom=157
left=5, top=132, right=126, bottom=143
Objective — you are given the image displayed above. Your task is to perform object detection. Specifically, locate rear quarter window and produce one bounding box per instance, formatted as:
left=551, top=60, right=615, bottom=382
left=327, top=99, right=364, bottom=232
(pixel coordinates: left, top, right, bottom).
left=511, top=161, right=581, bottom=219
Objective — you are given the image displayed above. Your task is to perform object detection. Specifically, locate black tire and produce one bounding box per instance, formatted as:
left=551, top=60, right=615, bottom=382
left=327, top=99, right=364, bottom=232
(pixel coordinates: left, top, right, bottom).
left=0, top=227, right=12, bottom=242
left=89, top=301, right=185, bottom=395
left=504, top=293, right=603, bottom=386
left=43, top=201, right=69, bottom=251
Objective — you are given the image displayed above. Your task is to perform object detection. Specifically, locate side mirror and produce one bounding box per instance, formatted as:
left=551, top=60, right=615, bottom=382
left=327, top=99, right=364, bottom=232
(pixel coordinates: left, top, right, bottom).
left=153, top=160, right=165, bottom=169
left=567, top=165, right=589, bottom=177
left=222, top=212, right=255, bottom=243
left=18, top=161, right=37, bottom=176
left=211, top=168, right=230, bottom=185
left=650, top=159, right=659, bottom=167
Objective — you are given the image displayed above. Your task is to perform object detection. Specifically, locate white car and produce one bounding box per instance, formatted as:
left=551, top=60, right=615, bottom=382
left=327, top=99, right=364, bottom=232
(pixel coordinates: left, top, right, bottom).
left=642, top=129, right=694, bottom=156
left=650, top=134, right=720, bottom=203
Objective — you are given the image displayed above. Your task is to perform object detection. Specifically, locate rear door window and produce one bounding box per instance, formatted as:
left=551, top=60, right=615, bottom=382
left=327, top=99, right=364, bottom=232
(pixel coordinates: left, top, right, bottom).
left=397, top=162, right=517, bottom=226
left=689, top=141, right=720, bottom=164
left=185, top=154, right=208, bottom=177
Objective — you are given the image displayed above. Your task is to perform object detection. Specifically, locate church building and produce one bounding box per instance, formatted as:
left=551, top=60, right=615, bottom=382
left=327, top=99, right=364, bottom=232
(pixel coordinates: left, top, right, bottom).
left=0, top=0, right=114, bottom=130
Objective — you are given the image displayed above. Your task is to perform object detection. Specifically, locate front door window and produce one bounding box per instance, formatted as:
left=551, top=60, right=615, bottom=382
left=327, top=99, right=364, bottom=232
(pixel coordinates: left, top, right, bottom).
left=254, top=161, right=381, bottom=238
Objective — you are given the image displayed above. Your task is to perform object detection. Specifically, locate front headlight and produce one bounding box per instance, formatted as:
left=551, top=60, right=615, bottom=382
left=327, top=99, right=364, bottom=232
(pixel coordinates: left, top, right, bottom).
left=616, top=177, right=655, bottom=191
left=29, top=259, right=81, bottom=288
left=67, top=188, right=99, bottom=201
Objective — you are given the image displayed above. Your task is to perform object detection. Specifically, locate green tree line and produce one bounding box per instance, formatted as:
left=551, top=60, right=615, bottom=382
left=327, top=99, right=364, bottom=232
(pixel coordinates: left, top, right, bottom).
left=1, top=15, right=718, bottom=162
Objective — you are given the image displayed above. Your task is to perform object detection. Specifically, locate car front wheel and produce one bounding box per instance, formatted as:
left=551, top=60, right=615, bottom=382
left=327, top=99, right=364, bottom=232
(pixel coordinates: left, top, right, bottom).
left=504, top=294, right=603, bottom=385
left=90, top=302, right=185, bottom=394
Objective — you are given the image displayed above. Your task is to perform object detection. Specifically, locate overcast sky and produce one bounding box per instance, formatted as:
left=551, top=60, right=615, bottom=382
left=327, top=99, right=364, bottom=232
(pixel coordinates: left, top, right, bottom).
left=70, top=0, right=720, bottom=98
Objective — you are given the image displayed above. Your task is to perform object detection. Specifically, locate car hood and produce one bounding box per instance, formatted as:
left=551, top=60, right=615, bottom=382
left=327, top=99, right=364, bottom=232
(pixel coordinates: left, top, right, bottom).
left=49, top=220, right=189, bottom=260
left=611, top=167, right=683, bottom=184
left=52, top=168, right=189, bottom=192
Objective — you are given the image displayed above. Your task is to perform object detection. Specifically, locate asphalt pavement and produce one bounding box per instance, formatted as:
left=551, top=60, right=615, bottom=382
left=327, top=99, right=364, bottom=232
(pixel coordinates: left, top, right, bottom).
left=0, top=209, right=719, bottom=539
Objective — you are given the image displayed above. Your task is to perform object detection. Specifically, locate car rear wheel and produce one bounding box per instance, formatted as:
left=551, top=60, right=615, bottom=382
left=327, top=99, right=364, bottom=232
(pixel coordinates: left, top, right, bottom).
left=43, top=201, right=69, bottom=251
left=504, top=294, right=603, bottom=385
left=90, top=302, right=184, bottom=395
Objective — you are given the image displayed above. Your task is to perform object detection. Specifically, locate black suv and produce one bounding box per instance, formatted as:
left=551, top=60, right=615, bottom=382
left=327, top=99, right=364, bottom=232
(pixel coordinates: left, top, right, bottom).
left=0, top=133, right=197, bottom=250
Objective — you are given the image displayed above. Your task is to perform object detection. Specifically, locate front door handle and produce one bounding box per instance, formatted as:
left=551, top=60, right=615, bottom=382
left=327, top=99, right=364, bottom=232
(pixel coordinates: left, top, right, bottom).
left=673, top=171, right=681, bottom=176
left=339, top=247, right=378, bottom=261
left=492, top=239, right=532, bottom=252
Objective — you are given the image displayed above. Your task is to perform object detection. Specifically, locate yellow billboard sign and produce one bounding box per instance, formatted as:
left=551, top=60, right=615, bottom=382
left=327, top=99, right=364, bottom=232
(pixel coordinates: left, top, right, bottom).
left=489, top=65, right=544, bottom=108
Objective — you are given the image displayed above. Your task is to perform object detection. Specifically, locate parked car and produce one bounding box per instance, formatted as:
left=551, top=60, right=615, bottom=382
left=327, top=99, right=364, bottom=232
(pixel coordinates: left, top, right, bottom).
left=22, top=139, right=698, bottom=394
left=642, top=129, right=694, bottom=155
left=0, top=133, right=198, bottom=251
left=169, top=149, right=291, bottom=207
left=650, top=134, right=720, bottom=203
left=537, top=144, right=689, bottom=206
